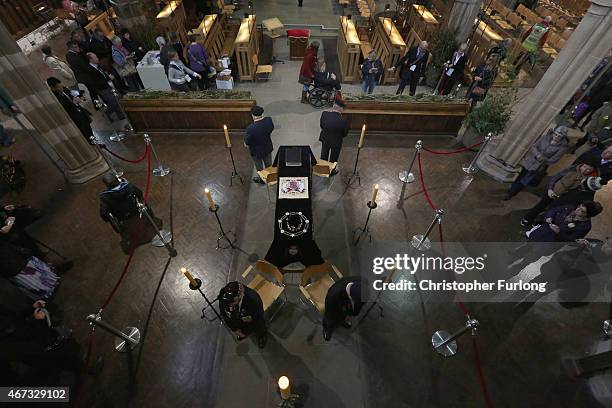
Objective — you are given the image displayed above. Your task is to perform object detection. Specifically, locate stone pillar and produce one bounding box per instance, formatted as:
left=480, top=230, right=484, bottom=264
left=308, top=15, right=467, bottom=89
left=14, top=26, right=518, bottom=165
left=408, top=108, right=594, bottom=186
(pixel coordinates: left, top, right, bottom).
left=447, top=0, right=482, bottom=44
left=0, top=21, right=107, bottom=183
left=478, top=0, right=612, bottom=182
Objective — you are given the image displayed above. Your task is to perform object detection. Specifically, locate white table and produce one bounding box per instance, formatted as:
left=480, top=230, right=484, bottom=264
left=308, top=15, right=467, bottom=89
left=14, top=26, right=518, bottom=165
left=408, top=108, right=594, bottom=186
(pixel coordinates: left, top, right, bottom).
left=136, top=51, right=171, bottom=91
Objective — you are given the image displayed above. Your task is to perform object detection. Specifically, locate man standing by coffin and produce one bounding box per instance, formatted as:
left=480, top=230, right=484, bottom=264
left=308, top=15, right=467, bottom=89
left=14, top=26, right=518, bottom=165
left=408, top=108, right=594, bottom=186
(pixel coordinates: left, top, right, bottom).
left=389, top=41, right=429, bottom=96
left=319, top=99, right=349, bottom=175
left=244, top=105, right=275, bottom=184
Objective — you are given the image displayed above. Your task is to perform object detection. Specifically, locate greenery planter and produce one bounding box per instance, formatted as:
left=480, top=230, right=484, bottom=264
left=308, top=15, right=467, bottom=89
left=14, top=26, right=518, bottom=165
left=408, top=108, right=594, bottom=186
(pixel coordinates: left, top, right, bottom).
left=343, top=96, right=470, bottom=135
left=425, top=65, right=443, bottom=88
left=120, top=91, right=255, bottom=133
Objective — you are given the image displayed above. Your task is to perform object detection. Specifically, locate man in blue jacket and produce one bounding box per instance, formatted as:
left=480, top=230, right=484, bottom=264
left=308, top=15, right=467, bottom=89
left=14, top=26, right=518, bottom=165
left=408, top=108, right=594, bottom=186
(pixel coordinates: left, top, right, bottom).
left=244, top=105, right=275, bottom=184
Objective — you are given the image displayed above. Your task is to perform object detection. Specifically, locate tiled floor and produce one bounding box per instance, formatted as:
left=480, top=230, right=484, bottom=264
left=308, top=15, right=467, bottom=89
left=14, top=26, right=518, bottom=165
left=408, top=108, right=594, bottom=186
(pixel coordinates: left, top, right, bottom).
left=2, top=19, right=612, bottom=408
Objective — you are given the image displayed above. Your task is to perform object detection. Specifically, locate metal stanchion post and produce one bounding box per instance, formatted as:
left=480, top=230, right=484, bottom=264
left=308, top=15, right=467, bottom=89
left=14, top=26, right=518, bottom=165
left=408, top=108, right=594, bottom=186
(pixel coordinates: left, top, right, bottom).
left=411, top=209, right=444, bottom=251
left=399, top=139, right=422, bottom=184
left=89, top=135, right=124, bottom=177
left=135, top=199, right=177, bottom=256
left=432, top=316, right=479, bottom=357
left=227, top=145, right=244, bottom=186
left=108, top=88, right=133, bottom=142
left=86, top=313, right=140, bottom=353
left=432, top=61, right=450, bottom=95
left=453, top=83, right=462, bottom=98
left=143, top=133, right=170, bottom=176
left=352, top=201, right=377, bottom=245
left=462, top=132, right=493, bottom=175
left=209, top=204, right=237, bottom=249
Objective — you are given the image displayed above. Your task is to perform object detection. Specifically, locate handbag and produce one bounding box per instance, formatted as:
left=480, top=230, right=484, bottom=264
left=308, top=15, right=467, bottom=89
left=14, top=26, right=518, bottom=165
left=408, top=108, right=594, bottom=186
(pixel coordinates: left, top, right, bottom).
left=472, top=86, right=486, bottom=96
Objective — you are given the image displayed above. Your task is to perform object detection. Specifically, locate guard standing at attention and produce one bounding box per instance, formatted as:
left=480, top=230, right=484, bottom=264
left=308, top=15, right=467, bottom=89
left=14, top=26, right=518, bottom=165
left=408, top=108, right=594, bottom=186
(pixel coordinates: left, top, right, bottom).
left=219, top=281, right=268, bottom=348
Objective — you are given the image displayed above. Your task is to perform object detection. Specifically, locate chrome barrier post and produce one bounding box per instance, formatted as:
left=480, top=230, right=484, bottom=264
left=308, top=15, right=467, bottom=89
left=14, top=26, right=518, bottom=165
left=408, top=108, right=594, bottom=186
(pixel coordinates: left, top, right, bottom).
left=432, top=316, right=479, bottom=357
left=86, top=313, right=140, bottom=353
left=462, top=133, right=493, bottom=175
left=411, top=208, right=444, bottom=251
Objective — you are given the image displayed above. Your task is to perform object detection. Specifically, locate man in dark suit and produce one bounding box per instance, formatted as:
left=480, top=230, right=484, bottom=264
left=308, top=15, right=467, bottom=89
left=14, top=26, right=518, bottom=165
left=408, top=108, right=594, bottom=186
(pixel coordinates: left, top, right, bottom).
left=390, top=41, right=429, bottom=96
left=66, top=40, right=98, bottom=103
left=438, top=43, right=467, bottom=95
left=86, top=52, right=125, bottom=122
left=319, top=99, right=349, bottom=174
left=244, top=105, right=275, bottom=184
left=46, top=77, right=93, bottom=144
left=323, top=277, right=364, bottom=341
left=218, top=281, right=267, bottom=348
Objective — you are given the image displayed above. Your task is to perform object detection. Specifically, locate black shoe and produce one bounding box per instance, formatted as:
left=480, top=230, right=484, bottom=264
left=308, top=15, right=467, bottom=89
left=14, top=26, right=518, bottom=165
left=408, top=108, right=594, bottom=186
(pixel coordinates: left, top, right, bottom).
left=323, top=327, right=332, bottom=341
left=52, top=260, right=74, bottom=276
left=341, top=320, right=352, bottom=329
left=330, top=169, right=338, bottom=176
left=258, top=332, right=267, bottom=349
left=519, top=218, right=531, bottom=228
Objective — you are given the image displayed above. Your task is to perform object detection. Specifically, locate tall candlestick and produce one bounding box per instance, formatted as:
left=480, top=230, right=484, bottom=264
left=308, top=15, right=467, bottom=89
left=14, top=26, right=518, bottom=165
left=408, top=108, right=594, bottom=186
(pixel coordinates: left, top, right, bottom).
left=181, top=267, right=197, bottom=286
left=205, top=188, right=215, bottom=209
left=358, top=124, right=366, bottom=148
left=370, top=184, right=379, bottom=204
left=278, top=376, right=291, bottom=400
left=223, top=125, right=231, bottom=148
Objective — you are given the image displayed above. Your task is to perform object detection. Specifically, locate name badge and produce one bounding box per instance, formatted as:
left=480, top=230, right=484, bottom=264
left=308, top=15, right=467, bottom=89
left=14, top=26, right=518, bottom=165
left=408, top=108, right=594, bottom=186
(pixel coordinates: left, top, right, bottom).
left=185, top=74, right=192, bottom=83
left=409, top=65, right=417, bottom=72
left=446, top=68, right=454, bottom=76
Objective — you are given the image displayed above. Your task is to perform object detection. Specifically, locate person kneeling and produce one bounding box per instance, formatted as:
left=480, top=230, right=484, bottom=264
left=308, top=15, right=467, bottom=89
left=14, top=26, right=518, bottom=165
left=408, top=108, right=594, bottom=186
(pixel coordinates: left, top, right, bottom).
left=219, top=281, right=267, bottom=348
left=323, top=277, right=364, bottom=341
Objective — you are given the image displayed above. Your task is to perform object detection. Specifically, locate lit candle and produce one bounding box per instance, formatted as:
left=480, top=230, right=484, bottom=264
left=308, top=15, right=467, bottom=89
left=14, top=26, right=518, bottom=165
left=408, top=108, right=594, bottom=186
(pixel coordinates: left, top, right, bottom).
left=370, top=184, right=379, bottom=204
left=278, top=376, right=291, bottom=400
left=358, top=124, right=366, bottom=148
left=223, top=125, right=231, bottom=148
left=181, top=267, right=197, bottom=286
left=205, top=188, right=215, bottom=209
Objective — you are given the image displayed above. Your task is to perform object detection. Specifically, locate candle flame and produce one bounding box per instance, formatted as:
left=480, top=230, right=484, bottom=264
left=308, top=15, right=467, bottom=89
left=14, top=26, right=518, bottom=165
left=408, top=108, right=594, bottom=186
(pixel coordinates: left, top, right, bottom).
left=278, top=376, right=290, bottom=389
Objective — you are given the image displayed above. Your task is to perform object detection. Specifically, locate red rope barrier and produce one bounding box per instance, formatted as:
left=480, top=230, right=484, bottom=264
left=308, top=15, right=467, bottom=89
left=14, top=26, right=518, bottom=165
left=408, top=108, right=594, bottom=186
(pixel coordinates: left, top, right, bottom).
left=472, top=337, right=494, bottom=408
left=75, top=147, right=153, bottom=406
left=100, top=147, right=151, bottom=310
left=417, top=153, right=438, bottom=211
left=103, top=143, right=149, bottom=164
left=422, top=141, right=483, bottom=155
left=437, top=223, right=492, bottom=407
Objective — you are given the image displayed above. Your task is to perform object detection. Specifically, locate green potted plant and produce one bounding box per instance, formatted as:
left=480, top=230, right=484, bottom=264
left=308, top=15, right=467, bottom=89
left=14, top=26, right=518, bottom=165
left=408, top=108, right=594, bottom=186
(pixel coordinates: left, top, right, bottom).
left=461, top=88, right=516, bottom=146
left=425, top=28, right=456, bottom=88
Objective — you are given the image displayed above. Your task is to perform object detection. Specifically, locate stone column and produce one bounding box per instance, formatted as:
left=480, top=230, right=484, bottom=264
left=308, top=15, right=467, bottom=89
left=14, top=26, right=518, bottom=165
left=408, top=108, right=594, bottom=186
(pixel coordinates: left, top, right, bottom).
left=478, top=0, right=612, bottom=182
left=0, top=21, right=107, bottom=183
left=447, top=0, right=482, bottom=44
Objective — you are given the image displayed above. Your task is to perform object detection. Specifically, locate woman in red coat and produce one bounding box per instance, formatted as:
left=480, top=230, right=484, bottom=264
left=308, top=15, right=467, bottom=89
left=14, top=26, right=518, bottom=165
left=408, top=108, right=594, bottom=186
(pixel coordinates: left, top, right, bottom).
left=299, top=41, right=319, bottom=103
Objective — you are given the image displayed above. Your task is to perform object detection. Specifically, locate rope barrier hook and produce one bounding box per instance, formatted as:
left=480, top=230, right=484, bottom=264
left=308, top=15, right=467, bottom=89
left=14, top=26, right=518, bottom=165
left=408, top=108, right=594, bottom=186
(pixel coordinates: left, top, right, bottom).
left=432, top=316, right=480, bottom=357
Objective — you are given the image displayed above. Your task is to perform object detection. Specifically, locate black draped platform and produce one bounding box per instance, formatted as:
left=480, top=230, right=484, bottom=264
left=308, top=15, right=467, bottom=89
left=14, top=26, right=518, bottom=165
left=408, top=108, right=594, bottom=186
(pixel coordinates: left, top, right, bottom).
left=264, top=146, right=324, bottom=268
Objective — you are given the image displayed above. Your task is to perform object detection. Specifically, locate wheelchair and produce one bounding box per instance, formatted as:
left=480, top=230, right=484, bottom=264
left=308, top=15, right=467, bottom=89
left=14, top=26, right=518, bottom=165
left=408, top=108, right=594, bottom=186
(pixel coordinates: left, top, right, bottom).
left=307, top=84, right=341, bottom=109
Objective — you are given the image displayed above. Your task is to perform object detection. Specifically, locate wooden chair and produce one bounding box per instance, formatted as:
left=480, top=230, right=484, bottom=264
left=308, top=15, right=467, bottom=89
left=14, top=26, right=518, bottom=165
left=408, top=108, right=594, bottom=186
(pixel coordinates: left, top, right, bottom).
left=298, top=262, right=343, bottom=317
left=313, top=158, right=338, bottom=190
left=252, top=54, right=273, bottom=81
left=257, top=165, right=278, bottom=202
left=506, top=13, right=523, bottom=28
left=242, top=260, right=287, bottom=321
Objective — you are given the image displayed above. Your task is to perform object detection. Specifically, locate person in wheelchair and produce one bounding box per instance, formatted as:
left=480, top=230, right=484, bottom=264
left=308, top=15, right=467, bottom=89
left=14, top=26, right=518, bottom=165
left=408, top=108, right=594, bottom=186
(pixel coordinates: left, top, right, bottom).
left=99, top=173, right=162, bottom=254
left=313, top=61, right=341, bottom=92
left=309, top=62, right=341, bottom=108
